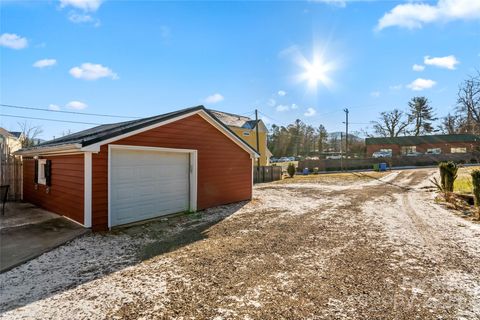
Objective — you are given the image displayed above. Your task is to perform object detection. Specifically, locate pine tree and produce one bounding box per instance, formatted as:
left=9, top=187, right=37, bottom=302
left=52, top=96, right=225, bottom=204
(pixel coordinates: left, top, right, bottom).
left=408, top=96, right=436, bottom=136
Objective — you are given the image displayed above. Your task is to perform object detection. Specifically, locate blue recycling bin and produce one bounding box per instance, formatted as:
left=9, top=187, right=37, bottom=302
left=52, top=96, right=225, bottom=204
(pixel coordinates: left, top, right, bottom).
left=379, top=163, right=387, bottom=171
left=303, top=168, right=309, bottom=175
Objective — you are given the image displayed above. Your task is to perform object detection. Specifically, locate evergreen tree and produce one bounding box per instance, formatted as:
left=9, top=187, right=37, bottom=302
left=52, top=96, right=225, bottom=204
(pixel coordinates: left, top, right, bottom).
left=408, top=96, right=436, bottom=136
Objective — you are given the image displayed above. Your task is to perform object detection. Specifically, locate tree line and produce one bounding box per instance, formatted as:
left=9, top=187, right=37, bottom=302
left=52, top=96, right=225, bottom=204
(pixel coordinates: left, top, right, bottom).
left=370, top=70, right=480, bottom=137
left=267, top=70, right=480, bottom=157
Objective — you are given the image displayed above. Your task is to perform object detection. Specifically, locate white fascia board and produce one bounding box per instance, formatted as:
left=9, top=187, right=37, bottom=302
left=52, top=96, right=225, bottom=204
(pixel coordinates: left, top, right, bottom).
left=80, top=110, right=200, bottom=152
left=80, top=109, right=259, bottom=158
left=14, top=143, right=83, bottom=157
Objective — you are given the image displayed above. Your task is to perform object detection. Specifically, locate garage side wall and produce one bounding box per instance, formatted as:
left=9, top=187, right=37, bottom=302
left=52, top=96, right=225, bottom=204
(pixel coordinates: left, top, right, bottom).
left=23, top=155, right=85, bottom=225
left=91, top=114, right=252, bottom=230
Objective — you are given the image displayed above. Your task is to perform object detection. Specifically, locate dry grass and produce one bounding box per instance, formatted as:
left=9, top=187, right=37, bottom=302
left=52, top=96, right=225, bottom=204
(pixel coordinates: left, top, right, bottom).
left=275, top=170, right=389, bottom=185
left=454, top=166, right=480, bottom=194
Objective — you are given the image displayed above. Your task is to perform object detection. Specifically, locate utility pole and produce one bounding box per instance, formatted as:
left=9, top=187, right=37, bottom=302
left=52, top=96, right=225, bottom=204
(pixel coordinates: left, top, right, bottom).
left=344, top=108, right=349, bottom=158
left=255, top=109, right=261, bottom=168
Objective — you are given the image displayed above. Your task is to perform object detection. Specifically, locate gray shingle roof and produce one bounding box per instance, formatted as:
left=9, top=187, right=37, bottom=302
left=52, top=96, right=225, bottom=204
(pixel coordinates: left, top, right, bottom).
left=208, top=110, right=258, bottom=129
left=37, top=106, right=205, bottom=148
left=18, top=105, right=259, bottom=155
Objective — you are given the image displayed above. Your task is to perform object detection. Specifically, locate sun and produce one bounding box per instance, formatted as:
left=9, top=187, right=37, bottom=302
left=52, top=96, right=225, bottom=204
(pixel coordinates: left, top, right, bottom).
left=298, top=55, right=335, bottom=89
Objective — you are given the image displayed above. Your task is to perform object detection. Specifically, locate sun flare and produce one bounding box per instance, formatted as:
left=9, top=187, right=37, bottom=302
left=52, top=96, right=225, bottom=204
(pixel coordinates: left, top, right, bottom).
left=298, top=55, right=335, bottom=89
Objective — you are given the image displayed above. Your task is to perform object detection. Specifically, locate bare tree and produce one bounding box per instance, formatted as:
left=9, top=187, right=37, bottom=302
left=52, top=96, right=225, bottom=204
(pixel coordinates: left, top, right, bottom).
left=439, top=113, right=464, bottom=134
left=17, top=121, right=43, bottom=148
left=371, top=109, right=410, bottom=137
left=456, top=70, right=480, bottom=134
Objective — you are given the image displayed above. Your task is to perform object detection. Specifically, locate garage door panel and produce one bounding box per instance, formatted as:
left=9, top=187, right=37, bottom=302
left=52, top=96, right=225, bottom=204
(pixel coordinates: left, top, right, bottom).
left=110, top=148, right=190, bottom=226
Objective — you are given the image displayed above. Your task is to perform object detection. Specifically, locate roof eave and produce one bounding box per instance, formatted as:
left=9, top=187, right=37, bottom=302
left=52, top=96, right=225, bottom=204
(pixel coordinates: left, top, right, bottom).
left=14, top=143, right=83, bottom=157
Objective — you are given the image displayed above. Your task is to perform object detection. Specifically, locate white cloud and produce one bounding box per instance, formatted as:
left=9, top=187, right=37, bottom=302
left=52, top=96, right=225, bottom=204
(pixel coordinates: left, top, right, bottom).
left=407, top=78, right=437, bottom=91
left=68, top=12, right=94, bottom=23
left=276, top=104, right=290, bottom=112
left=204, top=93, right=224, bottom=104
left=267, top=98, right=276, bottom=107
left=275, top=103, right=299, bottom=112
left=277, top=90, right=286, bottom=96
left=304, top=107, right=317, bottom=117
left=66, top=101, right=88, bottom=110
left=33, top=59, right=57, bottom=68
left=424, top=55, right=459, bottom=70
left=370, top=91, right=381, bottom=98
left=412, top=64, right=425, bottom=71
left=60, top=0, right=102, bottom=12
left=0, top=33, right=28, bottom=49
left=376, top=0, right=480, bottom=30
left=69, top=63, right=118, bottom=80
left=48, top=104, right=61, bottom=111
left=389, top=84, right=403, bottom=90
left=311, top=0, right=346, bottom=8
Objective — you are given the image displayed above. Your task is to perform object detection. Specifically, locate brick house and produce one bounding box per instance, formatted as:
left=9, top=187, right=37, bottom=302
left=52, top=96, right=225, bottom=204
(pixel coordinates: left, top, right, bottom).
left=366, top=134, right=480, bottom=157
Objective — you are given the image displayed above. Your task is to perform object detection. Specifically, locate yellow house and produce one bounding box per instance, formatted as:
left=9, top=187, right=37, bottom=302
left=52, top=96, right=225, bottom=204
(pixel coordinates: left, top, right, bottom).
left=210, top=110, right=271, bottom=166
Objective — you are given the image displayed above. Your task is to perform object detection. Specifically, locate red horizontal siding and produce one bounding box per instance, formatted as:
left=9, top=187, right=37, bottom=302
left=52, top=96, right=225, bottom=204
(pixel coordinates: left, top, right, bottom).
left=91, top=114, right=252, bottom=230
left=23, top=155, right=84, bottom=224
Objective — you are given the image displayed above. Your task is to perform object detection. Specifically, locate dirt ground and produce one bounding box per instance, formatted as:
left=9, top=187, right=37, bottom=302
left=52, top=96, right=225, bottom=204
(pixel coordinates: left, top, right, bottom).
left=1, top=168, right=480, bottom=319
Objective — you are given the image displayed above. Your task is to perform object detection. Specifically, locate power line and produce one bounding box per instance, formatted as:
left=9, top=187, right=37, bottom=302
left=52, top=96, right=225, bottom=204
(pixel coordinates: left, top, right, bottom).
left=0, top=103, right=141, bottom=119
left=0, top=114, right=103, bottom=125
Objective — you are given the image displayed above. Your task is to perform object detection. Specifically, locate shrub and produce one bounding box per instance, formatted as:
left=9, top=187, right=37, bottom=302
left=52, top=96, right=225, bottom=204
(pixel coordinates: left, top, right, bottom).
left=440, top=161, right=458, bottom=192
left=287, top=163, right=296, bottom=178
left=471, top=170, right=480, bottom=219
left=471, top=158, right=478, bottom=164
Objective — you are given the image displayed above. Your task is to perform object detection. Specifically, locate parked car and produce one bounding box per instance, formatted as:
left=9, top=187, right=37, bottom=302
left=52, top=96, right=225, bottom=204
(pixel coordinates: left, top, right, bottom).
left=270, top=157, right=279, bottom=163
left=326, top=155, right=343, bottom=160
left=406, top=151, right=423, bottom=157
left=278, top=157, right=290, bottom=162
left=372, top=151, right=392, bottom=158
left=425, top=149, right=441, bottom=155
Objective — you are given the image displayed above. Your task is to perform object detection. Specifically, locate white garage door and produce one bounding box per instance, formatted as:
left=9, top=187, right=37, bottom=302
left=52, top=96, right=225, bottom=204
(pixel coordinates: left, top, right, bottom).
left=110, top=148, right=190, bottom=226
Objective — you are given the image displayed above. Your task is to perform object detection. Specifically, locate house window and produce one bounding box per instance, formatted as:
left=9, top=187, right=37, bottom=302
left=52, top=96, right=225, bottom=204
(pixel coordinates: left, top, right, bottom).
left=451, top=147, right=467, bottom=153
left=401, top=146, right=416, bottom=155
left=243, top=131, right=250, bottom=136
left=426, top=148, right=441, bottom=154
left=37, top=159, right=47, bottom=185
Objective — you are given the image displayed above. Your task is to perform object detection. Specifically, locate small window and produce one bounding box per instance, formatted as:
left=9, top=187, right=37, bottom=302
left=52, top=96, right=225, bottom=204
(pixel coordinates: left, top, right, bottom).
left=379, top=149, right=392, bottom=154
left=451, top=147, right=467, bottom=153
left=401, top=146, right=416, bottom=155
left=242, top=131, right=250, bottom=136
left=37, top=159, right=47, bottom=185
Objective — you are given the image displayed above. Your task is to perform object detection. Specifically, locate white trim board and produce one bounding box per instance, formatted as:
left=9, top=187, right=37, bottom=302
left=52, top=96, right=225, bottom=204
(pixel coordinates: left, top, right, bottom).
left=107, top=144, right=198, bottom=229
left=82, top=109, right=259, bottom=158
left=84, top=152, right=92, bottom=228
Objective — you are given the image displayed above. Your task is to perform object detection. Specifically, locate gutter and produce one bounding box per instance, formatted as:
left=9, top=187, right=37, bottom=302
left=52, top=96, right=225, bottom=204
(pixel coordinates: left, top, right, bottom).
left=14, top=143, right=83, bottom=157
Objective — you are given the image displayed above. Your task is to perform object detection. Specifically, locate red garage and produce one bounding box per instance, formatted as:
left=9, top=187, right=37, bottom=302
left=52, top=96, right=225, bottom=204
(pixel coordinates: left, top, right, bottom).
left=16, top=106, right=258, bottom=231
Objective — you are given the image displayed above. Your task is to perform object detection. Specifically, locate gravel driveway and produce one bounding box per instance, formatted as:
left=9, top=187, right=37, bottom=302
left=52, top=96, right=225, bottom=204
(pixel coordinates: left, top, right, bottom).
left=1, top=169, right=479, bottom=319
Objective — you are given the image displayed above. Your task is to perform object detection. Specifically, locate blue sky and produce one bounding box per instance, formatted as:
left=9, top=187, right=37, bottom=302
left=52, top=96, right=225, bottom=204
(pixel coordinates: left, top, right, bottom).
left=1, top=0, right=479, bottom=140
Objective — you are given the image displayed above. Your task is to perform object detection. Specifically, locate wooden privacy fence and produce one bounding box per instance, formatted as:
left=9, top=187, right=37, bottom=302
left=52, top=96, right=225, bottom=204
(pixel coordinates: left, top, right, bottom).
left=0, top=142, right=22, bottom=201
left=254, top=166, right=282, bottom=184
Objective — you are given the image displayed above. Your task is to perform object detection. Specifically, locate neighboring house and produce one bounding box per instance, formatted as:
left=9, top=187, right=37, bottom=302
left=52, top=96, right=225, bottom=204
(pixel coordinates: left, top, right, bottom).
left=209, top=110, right=271, bottom=166
left=0, top=128, right=22, bottom=154
left=366, top=134, right=480, bottom=156
left=16, top=106, right=259, bottom=231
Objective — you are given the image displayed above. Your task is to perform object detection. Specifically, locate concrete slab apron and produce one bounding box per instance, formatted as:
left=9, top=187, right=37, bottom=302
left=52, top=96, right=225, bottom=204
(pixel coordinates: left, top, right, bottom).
left=0, top=218, right=89, bottom=273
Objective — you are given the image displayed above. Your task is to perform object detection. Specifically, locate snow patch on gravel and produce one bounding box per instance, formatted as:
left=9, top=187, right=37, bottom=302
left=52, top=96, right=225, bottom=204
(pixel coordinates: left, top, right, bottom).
left=0, top=232, right=150, bottom=314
